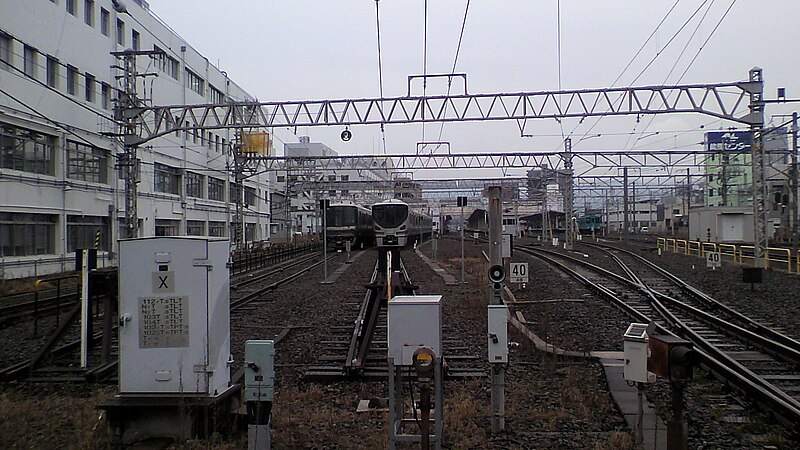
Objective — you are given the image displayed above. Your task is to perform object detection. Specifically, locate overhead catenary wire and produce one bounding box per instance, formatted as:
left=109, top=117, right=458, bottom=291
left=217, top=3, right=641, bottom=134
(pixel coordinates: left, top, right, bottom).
left=434, top=0, right=471, bottom=149
left=629, top=0, right=717, bottom=150
left=568, top=1, right=710, bottom=148
left=631, top=0, right=738, bottom=151
left=375, top=0, right=387, bottom=154
left=0, top=86, right=103, bottom=149
left=420, top=0, right=429, bottom=145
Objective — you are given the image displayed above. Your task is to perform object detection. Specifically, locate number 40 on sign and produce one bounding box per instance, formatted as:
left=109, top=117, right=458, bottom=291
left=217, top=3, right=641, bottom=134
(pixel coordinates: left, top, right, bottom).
left=706, top=252, right=721, bottom=270
left=510, top=262, right=529, bottom=283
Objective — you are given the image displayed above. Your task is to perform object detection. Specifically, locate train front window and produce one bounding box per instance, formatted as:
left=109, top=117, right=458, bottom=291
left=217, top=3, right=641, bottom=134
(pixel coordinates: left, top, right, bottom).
left=373, top=204, right=407, bottom=228
left=327, top=207, right=356, bottom=227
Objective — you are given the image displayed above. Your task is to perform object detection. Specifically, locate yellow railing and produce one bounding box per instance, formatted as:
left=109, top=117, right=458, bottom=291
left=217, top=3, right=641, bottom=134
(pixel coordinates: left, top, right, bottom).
left=687, top=240, right=702, bottom=256
left=767, top=247, right=791, bottom=272
left=675, top=239, right=688, bottom=255
left=701, top=242, right=716, bottom=257
left=718, top=244, right=738, bottom=263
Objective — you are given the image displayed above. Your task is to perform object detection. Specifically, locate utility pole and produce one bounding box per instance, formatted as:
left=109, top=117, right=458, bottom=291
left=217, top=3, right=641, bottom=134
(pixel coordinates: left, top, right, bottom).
left=563, top=138, right=574, bottom=250
left=632, top=181, right=636, bottom=231
left=623, top=167, right=629, bottom=237
left=113, top=49, right=161, bottom=239
left=792, top=112, right=799, bottom=259
left=686, top=168, right=691, bottom=237
left=232, top=131, right=245, bottom=249
left=748, top=68, right=768, bottom=269
left=487, top=186, right=504, bottom=433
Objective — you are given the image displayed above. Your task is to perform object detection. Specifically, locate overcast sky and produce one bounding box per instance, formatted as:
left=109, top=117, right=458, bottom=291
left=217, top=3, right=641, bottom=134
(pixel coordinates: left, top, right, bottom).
left=149, top=1, right=800, bottom=180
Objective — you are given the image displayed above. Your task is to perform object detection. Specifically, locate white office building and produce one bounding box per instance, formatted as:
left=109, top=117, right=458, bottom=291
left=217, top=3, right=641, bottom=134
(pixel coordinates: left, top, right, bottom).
left=0, top=0, right=276, bottom=278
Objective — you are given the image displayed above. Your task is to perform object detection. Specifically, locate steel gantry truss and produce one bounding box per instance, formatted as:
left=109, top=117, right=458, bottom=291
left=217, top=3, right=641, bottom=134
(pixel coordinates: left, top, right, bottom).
left=246, top=149, right=758, bottom=175
left=126, top=79, right=762, bottom=145
left=118, top=70, right=772, bottom=264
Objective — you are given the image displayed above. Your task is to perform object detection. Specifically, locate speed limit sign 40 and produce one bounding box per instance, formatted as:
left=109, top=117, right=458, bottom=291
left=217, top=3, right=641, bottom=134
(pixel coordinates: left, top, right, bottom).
left=706, top=252, right=721, bottom=269
left=509, top=262, right=529, bottom=283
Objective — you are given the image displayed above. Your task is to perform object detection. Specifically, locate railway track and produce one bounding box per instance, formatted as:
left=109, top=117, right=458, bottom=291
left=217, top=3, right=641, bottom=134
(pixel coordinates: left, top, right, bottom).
left=305, top=250, right=484, bottom=381
left=230, top=252, right=339, bottom=311
left=0, top=251, right=334, bottom=383
left=518, top=243, right=800, bottom=432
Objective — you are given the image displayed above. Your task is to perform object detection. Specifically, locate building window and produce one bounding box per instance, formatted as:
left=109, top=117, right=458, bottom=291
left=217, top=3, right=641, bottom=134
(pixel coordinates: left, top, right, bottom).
left=208, top=177, right=225, bottom=201
left=154, top=46, right=179, bottom=79
left=154, top=163, right=181, bottom=195
left=709, top=188, right=714, bottom=197
left=0, top=124, right=56, bottom=175
left=67, top=215, right=109, bottom=252
left=84, top=0, right=94, bottom=26
left=155, top=219, right=180, bottom=237
left=101, top=83, right=110, bottom=109
left=245, top=223, right=257, bottom=241
left=131, top=29, right=140, bottom=51
left=185, top=69, right=204, bottom=96
left=66, top=0, right=76, bottom=16
left=24, top=45, right=38, bottom=79
left=46, top=56, right=59, bottom=88
left=67, top=140, right=108, bottom=183
left=210, top=85, right=225, bottom=104
left=209, top=221, right=226, bottom=237
left=244, top=186, right=257, bottom=207
left=100, top=8, right=109, bottom=36
left=67, top=65, right=78, bottom=95
left=185, top=171, right=204, bottom=198
left=0, top=212, right=57, bottom=256
left=84, top=73, right=95, bottom=102
left=187, top=220, right=206, bottom=236
left=0, top=33, right=11, bottom=71
left=116, top=18, right=125, bottom=46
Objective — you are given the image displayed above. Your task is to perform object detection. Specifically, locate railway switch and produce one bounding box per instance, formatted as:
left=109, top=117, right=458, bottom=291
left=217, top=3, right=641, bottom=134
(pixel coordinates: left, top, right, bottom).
left=488, top=305, right=508, bottom=363
left=245, top=340, right=275, bottom=402
left=388, top=295, right=442, bottom=366
left=647, top=333, right=697, bottom=381
left=245, top=340, right=274, bottom=450
left=623, top=323, right=655, bottom=383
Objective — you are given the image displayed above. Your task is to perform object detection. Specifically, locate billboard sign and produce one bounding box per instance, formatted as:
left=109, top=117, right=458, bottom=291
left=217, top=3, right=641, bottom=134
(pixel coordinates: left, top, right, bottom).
left=705, top=131, right=751, bottom=153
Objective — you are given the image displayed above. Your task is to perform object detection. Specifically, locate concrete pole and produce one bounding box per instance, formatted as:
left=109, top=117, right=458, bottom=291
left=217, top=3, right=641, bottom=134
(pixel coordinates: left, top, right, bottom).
left=623, top=168, right=629, bottom=238
left=748, top=67, right=767, bottom=268
left=563, top=138, right=574, bottom=250
left=461, top=203, right=465, bottom=283
left=487, top=186, right=504, bottom=433
left=791, top=112, right=798, bottom=263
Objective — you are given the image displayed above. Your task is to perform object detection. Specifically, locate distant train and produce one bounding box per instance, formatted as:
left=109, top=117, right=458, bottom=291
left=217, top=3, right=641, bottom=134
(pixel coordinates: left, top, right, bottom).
left=372, top=199, right=432, bottom=247
left=577, top=213, right=603, bottom=234
left=325, top=203, right=374, bottom=250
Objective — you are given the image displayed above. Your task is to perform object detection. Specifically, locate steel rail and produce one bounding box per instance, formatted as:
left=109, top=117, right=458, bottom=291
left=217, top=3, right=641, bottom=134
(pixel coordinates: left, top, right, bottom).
left=521, top=245, right=800, bottom=430
left=230, top=254, right=338, bottom=311
left=585, top=241, right=800, bottom=354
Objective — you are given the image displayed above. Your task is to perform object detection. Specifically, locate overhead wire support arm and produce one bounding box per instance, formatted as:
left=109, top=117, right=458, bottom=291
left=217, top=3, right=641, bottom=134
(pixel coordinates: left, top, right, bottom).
left=129, top=76, right=764, bottom=146
left=408, top=73, right=468, bottom=96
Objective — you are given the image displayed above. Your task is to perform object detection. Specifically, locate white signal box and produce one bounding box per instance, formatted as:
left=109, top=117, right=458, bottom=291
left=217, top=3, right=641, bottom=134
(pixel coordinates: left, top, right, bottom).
left=118, top=237, right=230, bottom=395
left=623, top=323, right=655, bottom=384
left=487, top=305, right=508, bottom=363
left=388, top=295, right=442, bottom=366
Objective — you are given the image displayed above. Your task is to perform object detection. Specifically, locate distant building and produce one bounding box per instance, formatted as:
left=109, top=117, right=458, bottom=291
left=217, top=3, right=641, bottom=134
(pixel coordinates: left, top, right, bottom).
left=0, top=0, right=276, bottom=277
left=277, top=136, right=392, bottom=241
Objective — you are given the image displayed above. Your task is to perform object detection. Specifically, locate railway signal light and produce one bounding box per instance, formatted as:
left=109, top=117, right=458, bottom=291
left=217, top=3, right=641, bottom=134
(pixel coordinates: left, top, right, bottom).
left=647, top=333, right=698, bottom=381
